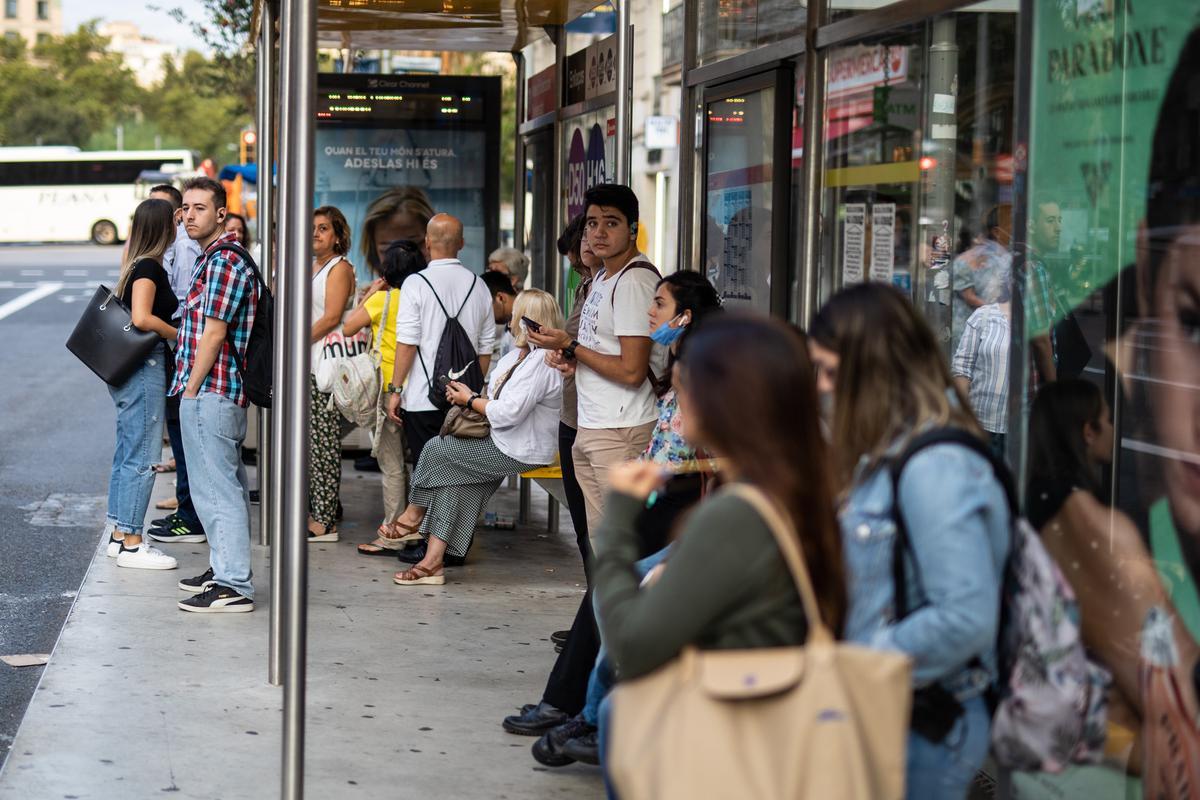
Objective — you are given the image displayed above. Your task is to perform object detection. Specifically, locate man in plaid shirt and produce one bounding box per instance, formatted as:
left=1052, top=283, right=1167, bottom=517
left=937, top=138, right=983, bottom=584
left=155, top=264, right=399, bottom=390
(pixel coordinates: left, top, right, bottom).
left=171, top=177, right=258, bottom=613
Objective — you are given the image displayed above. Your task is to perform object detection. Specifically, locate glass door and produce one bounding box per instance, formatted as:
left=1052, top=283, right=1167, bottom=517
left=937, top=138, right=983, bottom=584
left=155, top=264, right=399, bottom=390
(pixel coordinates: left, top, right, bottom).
left=701, top=69, right=793, bottom=314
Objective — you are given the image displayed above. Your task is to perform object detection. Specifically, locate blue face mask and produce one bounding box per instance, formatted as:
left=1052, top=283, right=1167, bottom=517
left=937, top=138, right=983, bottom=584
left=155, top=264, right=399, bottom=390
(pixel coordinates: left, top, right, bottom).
left=651, top=316, right=687, bottom=346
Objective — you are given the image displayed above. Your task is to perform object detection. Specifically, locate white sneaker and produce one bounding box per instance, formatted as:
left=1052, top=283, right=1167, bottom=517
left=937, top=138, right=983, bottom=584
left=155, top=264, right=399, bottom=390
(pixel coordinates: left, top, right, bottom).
left=116, top=542, right=178, bottom=570
left=105, top=533, right=124, bottom=558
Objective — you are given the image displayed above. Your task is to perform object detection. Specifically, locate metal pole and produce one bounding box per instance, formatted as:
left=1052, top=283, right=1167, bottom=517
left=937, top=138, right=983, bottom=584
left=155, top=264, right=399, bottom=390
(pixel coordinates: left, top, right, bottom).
left=512, top=51, right=527, bottom=256
left=276, top=0, right=315, bottom=794
left=614, top=0, right=633, bottom=184
left=257, top=0, right=284, bottom=689
left=676, top=0, right=699, bottom=272
left=551, top=25, right=566, bottom=305
left=920, top=16, right=958, bottom=353
left=798, top=0, right=828, bottom=326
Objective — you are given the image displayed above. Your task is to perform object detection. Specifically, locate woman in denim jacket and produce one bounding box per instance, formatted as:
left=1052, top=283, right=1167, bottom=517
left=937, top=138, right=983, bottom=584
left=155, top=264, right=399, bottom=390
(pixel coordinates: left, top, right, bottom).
left=810, top=283, right=1010, bottom=800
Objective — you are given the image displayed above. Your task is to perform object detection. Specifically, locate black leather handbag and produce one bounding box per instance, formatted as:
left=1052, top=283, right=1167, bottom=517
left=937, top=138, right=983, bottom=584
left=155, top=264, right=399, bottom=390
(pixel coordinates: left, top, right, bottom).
left=66, top=285, right=161, bottom=387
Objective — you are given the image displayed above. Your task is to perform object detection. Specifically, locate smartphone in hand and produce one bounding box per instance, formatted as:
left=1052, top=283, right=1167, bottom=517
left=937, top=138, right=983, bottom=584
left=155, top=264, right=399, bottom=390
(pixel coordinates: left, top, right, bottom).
left=521, top=316, right=542, bottom=333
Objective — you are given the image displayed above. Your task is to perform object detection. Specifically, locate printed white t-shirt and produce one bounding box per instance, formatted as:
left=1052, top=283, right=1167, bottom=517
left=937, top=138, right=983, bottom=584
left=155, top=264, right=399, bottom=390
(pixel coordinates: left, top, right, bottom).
left=575, top=254, right=668, bottom=429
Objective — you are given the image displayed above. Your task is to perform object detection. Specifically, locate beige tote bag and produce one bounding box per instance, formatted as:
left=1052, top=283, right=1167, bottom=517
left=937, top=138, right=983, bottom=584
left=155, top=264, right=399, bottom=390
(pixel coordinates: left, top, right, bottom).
left=607, top=485, right=913, bottom=800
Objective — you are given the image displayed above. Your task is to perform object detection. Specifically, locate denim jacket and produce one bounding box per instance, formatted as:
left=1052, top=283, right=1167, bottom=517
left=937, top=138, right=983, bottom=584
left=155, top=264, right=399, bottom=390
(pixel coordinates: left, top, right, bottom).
left=840, top=438, right=1010, bottom=699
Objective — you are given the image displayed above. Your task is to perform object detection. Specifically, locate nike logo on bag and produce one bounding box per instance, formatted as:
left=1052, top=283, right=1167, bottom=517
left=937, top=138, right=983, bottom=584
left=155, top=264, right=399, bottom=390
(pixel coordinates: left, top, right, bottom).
left=448, top=362, right=474, bottom=380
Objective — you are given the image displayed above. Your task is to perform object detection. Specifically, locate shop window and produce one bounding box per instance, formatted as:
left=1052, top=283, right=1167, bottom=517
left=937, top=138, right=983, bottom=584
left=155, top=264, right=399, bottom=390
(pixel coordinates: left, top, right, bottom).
left=818, top=13, right=1017, bottom=359
left=698, top=0, right=805, bottom=66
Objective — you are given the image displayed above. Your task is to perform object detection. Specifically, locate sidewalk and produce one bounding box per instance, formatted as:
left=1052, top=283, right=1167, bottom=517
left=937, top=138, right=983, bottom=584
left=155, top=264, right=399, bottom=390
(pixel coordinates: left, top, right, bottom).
left=0, top=458, right=601, bottom=799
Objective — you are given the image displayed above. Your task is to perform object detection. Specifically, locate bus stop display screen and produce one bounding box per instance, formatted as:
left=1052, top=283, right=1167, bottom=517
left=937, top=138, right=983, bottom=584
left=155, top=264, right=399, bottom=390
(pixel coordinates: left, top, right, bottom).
left=315, top=75, right=501, bottom=279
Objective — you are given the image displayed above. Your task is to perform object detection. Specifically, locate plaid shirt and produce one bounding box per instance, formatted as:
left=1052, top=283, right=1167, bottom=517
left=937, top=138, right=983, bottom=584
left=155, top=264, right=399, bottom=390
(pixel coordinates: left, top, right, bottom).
left=170, top=232, right=258, bottom=407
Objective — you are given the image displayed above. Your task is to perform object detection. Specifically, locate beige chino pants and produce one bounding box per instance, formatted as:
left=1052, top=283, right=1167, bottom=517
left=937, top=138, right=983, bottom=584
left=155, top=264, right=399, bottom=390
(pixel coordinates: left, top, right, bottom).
left=372, top=390, right=409, bottom=529
left=572, top=421, right=656, bottom=536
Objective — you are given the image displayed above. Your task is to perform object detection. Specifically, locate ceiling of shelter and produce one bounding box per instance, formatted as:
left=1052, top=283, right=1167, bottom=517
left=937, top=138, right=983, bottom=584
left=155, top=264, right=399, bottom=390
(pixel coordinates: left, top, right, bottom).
left=255, top=0, right=597, bottom=53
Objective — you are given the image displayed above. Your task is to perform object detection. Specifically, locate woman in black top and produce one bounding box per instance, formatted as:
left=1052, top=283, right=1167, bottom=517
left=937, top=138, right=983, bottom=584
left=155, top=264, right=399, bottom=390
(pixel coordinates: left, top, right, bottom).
left=104, top=198, right=181, bottom=571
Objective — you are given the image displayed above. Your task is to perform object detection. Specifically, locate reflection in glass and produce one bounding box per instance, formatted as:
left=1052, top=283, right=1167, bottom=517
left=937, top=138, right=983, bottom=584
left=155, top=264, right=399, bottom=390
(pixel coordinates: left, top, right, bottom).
left=698, top=0, right=805, bottom=66
left=704, top=89, right=774, bottom=311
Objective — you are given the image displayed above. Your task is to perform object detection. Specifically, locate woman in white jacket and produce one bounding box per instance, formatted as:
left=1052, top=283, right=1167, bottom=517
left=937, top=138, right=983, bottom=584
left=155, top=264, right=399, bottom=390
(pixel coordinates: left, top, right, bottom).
left=389, top=288, right=564, bottom=586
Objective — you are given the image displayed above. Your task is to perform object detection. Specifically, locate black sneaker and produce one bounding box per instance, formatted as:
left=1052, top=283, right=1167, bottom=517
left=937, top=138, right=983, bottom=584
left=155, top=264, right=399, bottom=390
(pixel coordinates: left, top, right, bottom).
left=148, top=517, right=206, bottom=544
left=532, top=716, right=596, bottom=767
left=150, top=512, right=183, bottom=530
left=503, top=701, right=570, bottom=736
left=178, top=567, right=217, bottom=594
left=178, top=584, right=254, bottom=613
left=559, top=728, right=600, bottom=765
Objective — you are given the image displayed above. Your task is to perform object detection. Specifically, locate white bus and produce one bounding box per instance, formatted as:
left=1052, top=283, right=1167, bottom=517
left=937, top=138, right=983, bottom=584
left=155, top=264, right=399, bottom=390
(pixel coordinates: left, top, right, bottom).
left=0, top=147, right=196, bottom=245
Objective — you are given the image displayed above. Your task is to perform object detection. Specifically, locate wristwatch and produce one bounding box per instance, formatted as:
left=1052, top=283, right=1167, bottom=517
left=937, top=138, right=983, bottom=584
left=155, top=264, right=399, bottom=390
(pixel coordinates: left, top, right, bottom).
left=467, top=393, right=482, bottom=409
left=562, top=339, right=580, bottom=360
left=386, top=383, right=403, bottom=395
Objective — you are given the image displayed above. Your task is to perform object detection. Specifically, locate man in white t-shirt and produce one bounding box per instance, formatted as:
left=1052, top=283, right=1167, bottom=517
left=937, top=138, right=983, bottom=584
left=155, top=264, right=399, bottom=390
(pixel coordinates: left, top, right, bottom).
left=529, top=184, right=666, bottom=533
left=385, top=213, right=495, bottom=462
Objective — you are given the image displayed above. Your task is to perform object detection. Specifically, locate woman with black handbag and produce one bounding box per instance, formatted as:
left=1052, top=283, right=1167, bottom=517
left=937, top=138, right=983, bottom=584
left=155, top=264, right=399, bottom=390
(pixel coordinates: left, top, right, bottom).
left=104, top=198, right=181, bottom=570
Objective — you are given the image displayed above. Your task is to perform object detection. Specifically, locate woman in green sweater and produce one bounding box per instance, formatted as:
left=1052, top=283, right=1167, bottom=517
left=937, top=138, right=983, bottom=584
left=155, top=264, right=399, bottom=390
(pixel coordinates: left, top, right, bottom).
left=591, top=314, right=847, bottom=782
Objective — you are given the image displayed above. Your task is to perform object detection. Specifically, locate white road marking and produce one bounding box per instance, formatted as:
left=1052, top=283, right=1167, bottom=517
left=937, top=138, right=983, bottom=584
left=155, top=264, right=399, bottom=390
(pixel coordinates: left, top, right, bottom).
left=0, top=282, right=63, bottom=321
left=18, top=269, right=44, bottom=276
left=63, top=269, right=89, bottom=276
left=0, top=281, right=95, bottom=290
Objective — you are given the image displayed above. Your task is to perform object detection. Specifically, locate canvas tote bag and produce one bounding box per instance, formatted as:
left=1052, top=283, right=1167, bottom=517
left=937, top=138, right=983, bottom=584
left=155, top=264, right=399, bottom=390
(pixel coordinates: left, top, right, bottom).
left=607, top=484, right=913, bottom=800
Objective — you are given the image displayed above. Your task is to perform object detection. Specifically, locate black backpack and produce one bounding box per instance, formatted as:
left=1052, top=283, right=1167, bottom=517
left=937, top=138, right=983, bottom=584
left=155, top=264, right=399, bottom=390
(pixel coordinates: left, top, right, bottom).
left=211, top=242, right=274, bottom=408
left=414, top=273, right=484, bottom=410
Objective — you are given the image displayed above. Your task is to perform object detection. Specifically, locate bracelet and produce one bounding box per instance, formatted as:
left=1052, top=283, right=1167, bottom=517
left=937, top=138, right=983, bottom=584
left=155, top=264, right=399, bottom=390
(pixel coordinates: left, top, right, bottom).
left=563, top=339, right=580, bottom=360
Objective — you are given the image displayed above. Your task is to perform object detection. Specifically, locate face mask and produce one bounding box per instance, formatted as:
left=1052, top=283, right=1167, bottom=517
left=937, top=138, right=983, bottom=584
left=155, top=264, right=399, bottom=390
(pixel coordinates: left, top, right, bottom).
left=651, top=316, right=687, bottom=346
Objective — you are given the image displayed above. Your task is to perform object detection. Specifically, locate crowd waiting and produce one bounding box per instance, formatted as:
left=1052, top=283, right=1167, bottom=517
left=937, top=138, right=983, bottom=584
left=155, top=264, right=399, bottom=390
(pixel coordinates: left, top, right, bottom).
left=90, top=44, right=1200, bottom=794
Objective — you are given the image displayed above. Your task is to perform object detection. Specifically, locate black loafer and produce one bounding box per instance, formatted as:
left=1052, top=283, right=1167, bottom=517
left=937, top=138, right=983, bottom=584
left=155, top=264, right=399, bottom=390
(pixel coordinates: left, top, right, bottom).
left=397, top=541, right=466, bottom=567
left=502, top=701, right=569, bottom=736
left=531, top=716, right=595, bottom=766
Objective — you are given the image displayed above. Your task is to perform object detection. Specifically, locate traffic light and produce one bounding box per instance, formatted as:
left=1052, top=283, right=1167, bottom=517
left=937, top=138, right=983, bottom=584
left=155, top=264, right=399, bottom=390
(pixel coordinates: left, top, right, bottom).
left=240, top=130, right=258, bottom=165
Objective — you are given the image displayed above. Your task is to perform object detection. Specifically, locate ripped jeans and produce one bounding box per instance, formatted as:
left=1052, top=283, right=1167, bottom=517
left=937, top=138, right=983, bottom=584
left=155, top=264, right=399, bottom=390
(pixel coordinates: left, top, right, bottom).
left=106, top=343, right=167, bottom=535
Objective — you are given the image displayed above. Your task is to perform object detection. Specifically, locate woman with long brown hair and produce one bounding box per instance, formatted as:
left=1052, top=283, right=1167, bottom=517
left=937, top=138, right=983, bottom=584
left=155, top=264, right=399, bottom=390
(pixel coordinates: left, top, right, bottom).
left=590, top=314, right=845, bottom=759
left=104, top=198, right=180, bottom=570
left=810, top=282, right=1009, bottom=800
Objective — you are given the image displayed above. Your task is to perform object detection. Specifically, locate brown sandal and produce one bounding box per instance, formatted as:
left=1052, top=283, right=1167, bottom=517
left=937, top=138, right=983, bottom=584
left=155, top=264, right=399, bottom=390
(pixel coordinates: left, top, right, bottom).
left=378, top=520, right=422, bottom=542
left=393, top=563, right=445, bottom=586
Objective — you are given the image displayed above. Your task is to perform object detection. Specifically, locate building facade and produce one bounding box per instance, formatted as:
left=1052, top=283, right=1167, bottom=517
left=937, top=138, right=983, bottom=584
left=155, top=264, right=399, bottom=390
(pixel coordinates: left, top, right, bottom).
left=1, top=0, right=60, bottom=47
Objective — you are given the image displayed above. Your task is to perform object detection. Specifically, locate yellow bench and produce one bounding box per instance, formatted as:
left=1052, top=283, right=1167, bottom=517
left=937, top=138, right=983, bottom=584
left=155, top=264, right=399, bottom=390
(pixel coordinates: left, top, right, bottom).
left=519, top=463, right=565, bottom=533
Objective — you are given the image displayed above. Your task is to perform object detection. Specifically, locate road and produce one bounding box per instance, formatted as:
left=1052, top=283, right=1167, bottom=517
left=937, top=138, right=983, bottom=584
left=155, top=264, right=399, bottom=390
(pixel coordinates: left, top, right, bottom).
left=0, top=244, right=125, bottom=769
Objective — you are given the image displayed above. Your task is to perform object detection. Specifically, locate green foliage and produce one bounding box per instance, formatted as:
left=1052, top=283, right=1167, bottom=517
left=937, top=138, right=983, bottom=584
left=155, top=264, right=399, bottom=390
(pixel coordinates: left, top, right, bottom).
left=0, top=22, right=251, bottom=162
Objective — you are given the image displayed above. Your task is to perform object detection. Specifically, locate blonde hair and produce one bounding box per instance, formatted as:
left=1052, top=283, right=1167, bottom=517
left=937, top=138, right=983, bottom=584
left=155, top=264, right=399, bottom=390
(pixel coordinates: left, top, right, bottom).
left=360, top=187, right=435, bottom=270
left=117, top=198, right=175, bottom=296
left=511, top=289, right=564, bottom=348
left=811, top=283, right=982, bottom=491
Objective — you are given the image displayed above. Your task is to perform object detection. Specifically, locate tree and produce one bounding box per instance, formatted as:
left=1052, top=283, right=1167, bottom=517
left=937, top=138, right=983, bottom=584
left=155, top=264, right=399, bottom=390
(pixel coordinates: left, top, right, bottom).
left=159, top=0, right=256, bottom=115
left=142, top=52, right=250, bottom=159
left=0, top=24, right=143, bottom=146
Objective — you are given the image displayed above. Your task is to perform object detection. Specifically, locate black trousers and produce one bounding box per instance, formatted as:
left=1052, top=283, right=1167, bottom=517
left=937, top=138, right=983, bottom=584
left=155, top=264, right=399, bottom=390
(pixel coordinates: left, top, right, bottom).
left=541, top=474, right=703, bottom=715
left=558, top=423, right=590, bottom=573
left=402, top=409, right=448, bottom=465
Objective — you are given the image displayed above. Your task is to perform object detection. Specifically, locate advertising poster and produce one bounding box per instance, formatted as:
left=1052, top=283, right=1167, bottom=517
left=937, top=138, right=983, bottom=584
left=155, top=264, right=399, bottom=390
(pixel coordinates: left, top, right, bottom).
left=1014, top=4, right=1200, bottom=798
left=316, top=127, right=490, bottom=279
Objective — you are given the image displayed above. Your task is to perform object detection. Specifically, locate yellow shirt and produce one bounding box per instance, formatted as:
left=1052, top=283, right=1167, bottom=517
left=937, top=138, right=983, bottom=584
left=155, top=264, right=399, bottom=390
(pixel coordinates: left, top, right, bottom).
left=364, top=288, right=400, bottom=384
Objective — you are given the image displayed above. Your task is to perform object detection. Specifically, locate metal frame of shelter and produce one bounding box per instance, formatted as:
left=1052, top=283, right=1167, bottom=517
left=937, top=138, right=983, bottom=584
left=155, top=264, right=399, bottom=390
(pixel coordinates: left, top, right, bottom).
left=252, top=0, right=1030, bottom=794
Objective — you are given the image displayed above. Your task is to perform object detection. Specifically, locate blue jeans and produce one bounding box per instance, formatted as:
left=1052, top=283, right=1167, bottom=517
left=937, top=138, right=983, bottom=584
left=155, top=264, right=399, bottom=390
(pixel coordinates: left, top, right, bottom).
left=180, top=392, right=253, bottom=599
left=906, top=694, right=991, bottom=800
left=106, top=345, right=167, bottom=535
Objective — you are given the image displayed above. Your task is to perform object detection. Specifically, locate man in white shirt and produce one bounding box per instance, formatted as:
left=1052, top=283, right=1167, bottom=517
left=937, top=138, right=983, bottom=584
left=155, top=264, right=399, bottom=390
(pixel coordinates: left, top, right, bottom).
left=385, top=213, right=495, bottom=462
left=529, top=184, right=665, bottom=532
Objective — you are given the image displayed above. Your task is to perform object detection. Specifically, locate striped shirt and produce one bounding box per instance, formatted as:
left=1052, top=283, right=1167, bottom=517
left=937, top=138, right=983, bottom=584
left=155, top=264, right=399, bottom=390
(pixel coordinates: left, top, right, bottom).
left=952, top=303, right=1010, bottom=434
left=169, top=232, right=258, bottom=407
